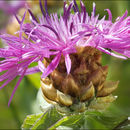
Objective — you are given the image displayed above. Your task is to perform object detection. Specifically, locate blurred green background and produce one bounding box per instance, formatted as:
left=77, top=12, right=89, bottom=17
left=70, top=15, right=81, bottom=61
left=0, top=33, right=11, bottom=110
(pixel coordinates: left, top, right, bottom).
left=0, top=0, right=130, bottom=129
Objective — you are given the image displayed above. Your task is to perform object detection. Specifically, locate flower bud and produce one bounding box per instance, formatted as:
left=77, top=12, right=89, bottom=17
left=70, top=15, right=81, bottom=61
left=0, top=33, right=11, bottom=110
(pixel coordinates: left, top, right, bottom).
left=40, top=47, right=118, bottom=113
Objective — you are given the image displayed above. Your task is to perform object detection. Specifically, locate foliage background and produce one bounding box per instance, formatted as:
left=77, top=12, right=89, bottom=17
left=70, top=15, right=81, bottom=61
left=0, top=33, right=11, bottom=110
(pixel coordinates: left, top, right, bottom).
left=0, top=0, right=130, bottom=129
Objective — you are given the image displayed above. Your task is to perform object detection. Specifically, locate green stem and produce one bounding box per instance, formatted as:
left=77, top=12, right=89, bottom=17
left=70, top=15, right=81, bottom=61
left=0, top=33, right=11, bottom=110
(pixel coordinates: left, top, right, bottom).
left=3, top=88, right=21, bottom=128
left=113, top=118, right=129, bottom=129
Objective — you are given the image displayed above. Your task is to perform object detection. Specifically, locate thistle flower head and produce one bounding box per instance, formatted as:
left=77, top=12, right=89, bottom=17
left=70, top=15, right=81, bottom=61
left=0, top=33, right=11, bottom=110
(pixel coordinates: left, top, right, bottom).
left=0, top=0, right=130, bottom=106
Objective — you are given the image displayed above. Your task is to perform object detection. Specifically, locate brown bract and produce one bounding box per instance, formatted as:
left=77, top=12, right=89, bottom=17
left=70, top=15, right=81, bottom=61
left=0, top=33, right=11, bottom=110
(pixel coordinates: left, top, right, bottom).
left=41, top=46, right=118, bottom=111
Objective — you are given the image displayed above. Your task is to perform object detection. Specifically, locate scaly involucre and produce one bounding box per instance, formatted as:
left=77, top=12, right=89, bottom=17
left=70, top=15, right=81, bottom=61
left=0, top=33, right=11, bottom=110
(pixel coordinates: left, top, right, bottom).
left=0, top=0, right=130, bottom=106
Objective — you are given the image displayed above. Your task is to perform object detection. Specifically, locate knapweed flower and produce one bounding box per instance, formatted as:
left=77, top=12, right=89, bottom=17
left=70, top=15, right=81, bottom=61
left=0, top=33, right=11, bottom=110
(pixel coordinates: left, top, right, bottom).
left=0, top=0, right=130, bottom=110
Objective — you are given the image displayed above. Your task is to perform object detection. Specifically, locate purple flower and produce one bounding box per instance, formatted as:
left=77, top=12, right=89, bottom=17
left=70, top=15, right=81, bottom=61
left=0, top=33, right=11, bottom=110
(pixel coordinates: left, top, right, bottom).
left=72, top=1, right=130, bottom=59
left=0, top=0, right=130, bottom=106
left=0, top=0, right=26, bottom=14
left=0, top=11, right=50, bottom=106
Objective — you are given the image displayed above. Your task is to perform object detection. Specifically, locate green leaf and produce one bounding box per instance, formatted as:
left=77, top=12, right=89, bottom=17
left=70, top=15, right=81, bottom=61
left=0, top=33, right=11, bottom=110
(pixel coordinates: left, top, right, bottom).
left=21, top=107, right=63, bottom=129
left=56, top=126, right=73, bottom=129
left=119, top=124, right=130, bottom=129
left=84, top=109, right=128, bottom=129
left=22, top=104, right=129, bottom=129
left=114, top=118, right=130, bottom=129
left=36, top=108, right=63, bottom=129
left=96, top=114, right=127, bottom=129
left=21, top=113, right=44, bottom=129
left=49, top=114, right=83, bottom=129
left=83, top=115, right=107, bottom=129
